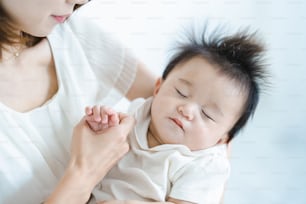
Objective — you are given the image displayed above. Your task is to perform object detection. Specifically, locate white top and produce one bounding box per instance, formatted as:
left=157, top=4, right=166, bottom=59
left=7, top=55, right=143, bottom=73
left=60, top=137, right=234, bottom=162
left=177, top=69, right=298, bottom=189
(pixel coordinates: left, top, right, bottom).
left=93, top=98, right=230, bottom=204
left=0, top=1, right=137, bottom=203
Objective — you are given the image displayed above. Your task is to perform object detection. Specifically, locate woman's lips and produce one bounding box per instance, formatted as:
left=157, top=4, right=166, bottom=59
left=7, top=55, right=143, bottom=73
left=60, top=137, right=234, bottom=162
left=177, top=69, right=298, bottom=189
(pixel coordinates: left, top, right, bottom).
left=52, top=15, right=70, bottom=23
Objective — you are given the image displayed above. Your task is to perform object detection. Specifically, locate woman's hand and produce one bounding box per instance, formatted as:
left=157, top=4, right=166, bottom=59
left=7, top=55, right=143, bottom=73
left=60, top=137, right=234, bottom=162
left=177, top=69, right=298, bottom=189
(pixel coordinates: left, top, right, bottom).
left=45, top=113, right=134, bottom=204
left=71, top=113, right=133, bottom=186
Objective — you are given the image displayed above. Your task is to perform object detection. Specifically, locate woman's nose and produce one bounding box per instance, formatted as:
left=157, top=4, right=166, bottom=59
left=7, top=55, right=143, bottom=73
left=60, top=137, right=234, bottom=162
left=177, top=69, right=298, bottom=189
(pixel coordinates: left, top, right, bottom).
left=177, top=103, right=196, bottom=121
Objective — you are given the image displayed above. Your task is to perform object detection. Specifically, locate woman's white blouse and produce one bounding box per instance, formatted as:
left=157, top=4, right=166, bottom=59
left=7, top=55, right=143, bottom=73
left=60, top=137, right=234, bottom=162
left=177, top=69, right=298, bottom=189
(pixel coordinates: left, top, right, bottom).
left=0, top=1, right=137, bottom=203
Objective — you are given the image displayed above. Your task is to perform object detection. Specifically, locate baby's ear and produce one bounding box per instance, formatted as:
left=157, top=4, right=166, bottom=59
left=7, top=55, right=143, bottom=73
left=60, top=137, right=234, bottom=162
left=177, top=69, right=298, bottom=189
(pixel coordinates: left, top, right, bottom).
left=153, top=78, right=163, bottom=96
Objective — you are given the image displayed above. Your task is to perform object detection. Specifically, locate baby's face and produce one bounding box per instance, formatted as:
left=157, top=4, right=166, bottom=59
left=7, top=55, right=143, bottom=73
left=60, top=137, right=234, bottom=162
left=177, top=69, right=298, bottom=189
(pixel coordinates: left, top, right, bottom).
left=149, top=56, right=246, bottom=150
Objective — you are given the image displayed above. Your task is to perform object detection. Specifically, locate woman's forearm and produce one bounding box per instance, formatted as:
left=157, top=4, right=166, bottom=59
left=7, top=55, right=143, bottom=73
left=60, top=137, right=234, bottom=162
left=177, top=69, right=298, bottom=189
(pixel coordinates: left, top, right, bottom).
left=126, top=62, right=156, bottom=100
left=45, top=115, right=133, bottom=203
left=44, top=162, right=94, bottom=204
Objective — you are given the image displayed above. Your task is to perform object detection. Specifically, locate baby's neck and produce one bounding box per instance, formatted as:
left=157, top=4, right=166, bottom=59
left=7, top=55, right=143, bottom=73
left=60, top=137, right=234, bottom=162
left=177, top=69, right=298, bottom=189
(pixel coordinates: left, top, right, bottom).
left=147, top=126, right=161, bottom=148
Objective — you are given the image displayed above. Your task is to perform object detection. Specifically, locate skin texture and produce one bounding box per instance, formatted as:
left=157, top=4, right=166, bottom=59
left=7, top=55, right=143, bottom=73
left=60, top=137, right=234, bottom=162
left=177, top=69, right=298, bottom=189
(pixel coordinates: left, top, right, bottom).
left=0, top=0, right=155, bottom=203
left=0, top=0, right=155, bottom=112
left=149, top=56, right=246, bottom=150
left=45, top=115, right=135, bottom=204
left=0, top=0, right=89, bottom=112
left=84, top=56, right=243, bottom=204
left=1, top=0, right=87, bottom=37
left=85, top=109, right=195, bottom=204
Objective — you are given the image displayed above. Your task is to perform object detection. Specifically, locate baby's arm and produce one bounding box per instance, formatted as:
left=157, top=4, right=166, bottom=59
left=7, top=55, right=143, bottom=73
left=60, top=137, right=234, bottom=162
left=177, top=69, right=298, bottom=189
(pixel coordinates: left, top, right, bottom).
left=85, top=105, right=120, bottom=132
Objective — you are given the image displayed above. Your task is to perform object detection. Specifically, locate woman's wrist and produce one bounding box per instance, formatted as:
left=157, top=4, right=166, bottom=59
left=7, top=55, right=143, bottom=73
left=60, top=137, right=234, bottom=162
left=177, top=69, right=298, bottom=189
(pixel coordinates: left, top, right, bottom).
left=44, top=159, right=94, bottom=204
left=45, top=114, right=132, bottom=204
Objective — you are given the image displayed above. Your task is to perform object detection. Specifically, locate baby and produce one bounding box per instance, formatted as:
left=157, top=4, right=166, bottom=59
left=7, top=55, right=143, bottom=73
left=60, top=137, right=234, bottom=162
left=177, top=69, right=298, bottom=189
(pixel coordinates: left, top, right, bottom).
left=85, top=27, right=267, bottom=204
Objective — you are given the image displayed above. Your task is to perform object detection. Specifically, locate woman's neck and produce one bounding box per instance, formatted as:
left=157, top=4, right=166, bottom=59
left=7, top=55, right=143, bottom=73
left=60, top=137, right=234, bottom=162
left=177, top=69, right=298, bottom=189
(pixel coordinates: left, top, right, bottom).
left=0, top=38, right=58, bottom=112
left=1, top=43, right=27, bottom=63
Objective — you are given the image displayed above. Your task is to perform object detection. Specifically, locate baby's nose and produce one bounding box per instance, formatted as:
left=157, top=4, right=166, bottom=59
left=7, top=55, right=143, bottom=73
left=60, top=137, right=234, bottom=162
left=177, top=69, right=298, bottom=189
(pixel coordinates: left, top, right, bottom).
left=177, top=103, right=196, bottom=120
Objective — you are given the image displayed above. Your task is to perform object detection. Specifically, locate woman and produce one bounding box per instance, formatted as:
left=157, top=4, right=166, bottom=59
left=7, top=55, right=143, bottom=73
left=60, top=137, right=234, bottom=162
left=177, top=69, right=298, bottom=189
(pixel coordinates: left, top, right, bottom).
left=0, top=0, right=155, bottom=203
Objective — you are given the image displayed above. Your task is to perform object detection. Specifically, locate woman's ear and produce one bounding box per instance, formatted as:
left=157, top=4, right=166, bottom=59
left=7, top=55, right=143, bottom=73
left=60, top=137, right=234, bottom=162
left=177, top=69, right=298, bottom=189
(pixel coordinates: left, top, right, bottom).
left=153, top=78, right=163, bottom=96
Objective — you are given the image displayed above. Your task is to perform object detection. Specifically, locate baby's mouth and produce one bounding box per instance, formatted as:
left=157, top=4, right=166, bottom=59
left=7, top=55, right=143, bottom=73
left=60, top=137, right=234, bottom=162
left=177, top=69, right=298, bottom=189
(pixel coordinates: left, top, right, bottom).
left=171, top=118, right=183, bottom=129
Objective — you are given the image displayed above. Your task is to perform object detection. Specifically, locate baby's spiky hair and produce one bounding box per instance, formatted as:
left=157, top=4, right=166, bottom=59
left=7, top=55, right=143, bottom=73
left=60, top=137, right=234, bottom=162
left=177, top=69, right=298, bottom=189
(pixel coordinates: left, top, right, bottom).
left=162, top=25, right=268, bottom=142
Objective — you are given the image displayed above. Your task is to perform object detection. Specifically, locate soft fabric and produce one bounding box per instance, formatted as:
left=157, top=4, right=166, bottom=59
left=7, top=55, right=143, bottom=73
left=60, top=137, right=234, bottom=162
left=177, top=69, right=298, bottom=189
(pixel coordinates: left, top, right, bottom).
left=0, top=1, right=137, bottom=203
left=93, top=98, right=230, bottom=204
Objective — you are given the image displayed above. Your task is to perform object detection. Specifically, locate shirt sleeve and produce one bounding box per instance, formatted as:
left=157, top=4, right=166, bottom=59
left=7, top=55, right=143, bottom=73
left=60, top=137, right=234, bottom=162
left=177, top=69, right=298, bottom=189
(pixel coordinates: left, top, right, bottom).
left=66, top=1, right=138, bottom=98
left=169, top=155, right=230, bottom=204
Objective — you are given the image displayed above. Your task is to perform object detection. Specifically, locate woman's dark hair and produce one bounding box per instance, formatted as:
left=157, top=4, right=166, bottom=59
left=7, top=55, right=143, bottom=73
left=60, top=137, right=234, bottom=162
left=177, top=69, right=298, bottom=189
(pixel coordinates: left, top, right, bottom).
left=162, top=25, right=268, bottom=142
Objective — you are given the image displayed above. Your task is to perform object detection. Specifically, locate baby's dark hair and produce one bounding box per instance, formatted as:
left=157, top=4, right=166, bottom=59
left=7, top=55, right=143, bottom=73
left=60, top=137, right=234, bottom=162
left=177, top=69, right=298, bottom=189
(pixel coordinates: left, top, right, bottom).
left=162, top=25, right=268, bottom=142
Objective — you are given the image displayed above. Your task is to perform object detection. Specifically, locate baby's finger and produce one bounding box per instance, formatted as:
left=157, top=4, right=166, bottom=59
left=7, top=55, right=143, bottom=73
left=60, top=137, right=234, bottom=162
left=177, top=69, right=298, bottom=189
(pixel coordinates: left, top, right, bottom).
left=109, top=113, right=120, bottom=127
left=102, top=106, right=118, bottom=126
left=92, top=105, right=102, bottom=122
left=103, top=106, right=116, bottom=115
left=100, top=106, right=111, bottom=124
left=85, top=106, right=93, bottom=116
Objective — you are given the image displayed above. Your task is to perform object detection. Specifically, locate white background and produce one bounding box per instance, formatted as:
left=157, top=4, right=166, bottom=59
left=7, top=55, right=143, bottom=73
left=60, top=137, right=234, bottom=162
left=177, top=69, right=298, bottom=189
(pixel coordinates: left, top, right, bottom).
left=94, top=0, right=306, bottom=203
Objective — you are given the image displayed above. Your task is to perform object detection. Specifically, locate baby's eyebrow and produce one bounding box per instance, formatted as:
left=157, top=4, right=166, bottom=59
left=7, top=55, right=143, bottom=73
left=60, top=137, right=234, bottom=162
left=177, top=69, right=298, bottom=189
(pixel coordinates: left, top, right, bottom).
left=178, top=78, right=192, bottom=87
left=210, top=103, right=224, bottom=117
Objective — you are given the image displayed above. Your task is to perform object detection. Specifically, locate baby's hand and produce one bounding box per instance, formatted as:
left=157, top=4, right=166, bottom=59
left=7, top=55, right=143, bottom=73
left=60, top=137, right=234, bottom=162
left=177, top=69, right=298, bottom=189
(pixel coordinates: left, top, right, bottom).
left=85, top=105, right=119, bottom=132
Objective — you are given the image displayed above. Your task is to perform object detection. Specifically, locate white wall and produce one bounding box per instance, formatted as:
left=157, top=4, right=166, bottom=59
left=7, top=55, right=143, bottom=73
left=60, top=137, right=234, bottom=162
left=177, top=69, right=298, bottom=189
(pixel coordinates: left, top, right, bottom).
left=95, top=0, right=306, bottom=203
